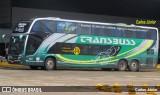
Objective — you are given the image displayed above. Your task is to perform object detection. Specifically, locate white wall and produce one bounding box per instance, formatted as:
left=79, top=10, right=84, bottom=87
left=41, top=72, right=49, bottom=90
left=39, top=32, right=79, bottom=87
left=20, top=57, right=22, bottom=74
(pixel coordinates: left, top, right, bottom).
left=12, top=7, right=160, bottom=27
left=2, top=7, right=138, bottom=43
left=0, top=29, right=11, bottom=43
left=12, top=7, right=137, bottom=25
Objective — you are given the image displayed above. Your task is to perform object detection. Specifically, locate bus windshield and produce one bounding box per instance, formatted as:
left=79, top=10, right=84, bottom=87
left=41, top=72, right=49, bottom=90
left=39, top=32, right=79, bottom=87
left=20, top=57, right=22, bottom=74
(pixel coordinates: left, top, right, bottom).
left=8, top=36, right=26, bottom=55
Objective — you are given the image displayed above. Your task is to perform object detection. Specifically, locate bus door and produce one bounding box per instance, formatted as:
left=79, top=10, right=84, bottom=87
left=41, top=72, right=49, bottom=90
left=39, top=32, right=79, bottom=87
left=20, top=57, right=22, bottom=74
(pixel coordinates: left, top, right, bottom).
left=25, top=35, right=42, bottom=66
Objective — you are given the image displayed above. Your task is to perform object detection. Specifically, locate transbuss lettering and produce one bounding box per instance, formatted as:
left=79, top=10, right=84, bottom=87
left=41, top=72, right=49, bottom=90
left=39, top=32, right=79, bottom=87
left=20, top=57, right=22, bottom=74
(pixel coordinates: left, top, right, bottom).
left=119, top=39, right=125, bottom=45
left=131, top=40, right=136, bottom=45
left=107, top=38, right=112, bottom=44
left=113, top=39, right=118, bottom=44
left=126, top=39, right=131, bottom=45
left=80, top=36, right=136, bottom=45
left=92, top=37, right=99, bottom=43
left=100, top=38, right=106, bottom=44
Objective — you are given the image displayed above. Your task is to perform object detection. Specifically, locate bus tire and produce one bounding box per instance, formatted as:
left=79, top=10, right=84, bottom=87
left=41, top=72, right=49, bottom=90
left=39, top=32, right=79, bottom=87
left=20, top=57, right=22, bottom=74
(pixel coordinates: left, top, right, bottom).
left=30, top=66, right=39, bottom=70
left=129, top=60, right=139, bottom=72
left=118, top=60, right=127, bottom=71
left=44, top=57, right=56, bottom=70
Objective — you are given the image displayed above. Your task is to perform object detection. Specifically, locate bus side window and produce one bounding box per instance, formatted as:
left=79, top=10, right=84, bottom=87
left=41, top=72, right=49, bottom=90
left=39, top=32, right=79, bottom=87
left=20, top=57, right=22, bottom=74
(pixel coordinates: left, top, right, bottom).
left=79, top=23, right=91, bottom=35
left=92, top=27, right=99, bottom=35
left=40, top=20, right=55, bottom=33
left=137, top=31, right=148, bottom=39
left=123, top=30, right=136, bottom=38
left=31, top=21, right=40, bottom=32
left=150, top=30, right=157, bottom=40
left=89, top=46, right=101, bottom=55
left=92, top=25, right=105, bottom=36
left=114, top=30, right=122, bottom=37
left=79, top=45, right=88, bottom=55
left=56, top=21, right=77, bottom=34
left=105, top=29, right=115, bottom=37
left=31, top=20, right=55, bottom=39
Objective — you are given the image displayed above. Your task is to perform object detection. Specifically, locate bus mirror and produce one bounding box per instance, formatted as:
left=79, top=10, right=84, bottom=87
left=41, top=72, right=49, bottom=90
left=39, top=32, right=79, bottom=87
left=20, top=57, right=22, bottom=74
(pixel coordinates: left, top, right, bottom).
left=1, top=34, right=6, bottom=40
left=19, top=35, right=23, bottom=42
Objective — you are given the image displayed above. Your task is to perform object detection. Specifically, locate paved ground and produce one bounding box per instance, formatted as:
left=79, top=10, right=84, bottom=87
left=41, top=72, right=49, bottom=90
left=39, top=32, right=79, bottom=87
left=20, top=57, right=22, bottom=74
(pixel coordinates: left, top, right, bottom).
left=0, top=66, right=160, bottom=95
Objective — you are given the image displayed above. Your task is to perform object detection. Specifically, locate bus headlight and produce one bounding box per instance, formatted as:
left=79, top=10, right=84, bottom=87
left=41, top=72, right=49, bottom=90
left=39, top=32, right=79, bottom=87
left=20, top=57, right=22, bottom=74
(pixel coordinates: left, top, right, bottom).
left=18, top=56, right=21, bottom=59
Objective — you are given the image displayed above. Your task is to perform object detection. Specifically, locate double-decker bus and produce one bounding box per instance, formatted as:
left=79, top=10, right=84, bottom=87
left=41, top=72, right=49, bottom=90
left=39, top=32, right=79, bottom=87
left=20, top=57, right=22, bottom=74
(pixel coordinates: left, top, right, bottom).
left=7, top=17, right=159, bottom=71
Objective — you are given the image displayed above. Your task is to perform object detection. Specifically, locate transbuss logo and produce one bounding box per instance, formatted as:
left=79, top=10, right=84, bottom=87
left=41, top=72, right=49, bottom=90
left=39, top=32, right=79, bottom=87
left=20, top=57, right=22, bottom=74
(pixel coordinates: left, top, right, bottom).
left=79, top=36, right=136, bottom=46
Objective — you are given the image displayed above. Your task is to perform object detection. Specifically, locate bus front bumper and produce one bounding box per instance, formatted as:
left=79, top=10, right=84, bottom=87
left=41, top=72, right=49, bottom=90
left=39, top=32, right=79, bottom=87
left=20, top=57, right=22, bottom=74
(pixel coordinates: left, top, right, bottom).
left=7, top=59, right=23, bottom=64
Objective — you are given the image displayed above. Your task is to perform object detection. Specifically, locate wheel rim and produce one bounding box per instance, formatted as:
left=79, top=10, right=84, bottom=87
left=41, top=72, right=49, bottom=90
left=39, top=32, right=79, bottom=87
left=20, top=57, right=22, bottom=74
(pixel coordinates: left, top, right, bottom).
left=46, top=60, right=53, bottom=69
left=120, top=62, right=126, bottom=70
left=131, top=62, right=137, bottom=69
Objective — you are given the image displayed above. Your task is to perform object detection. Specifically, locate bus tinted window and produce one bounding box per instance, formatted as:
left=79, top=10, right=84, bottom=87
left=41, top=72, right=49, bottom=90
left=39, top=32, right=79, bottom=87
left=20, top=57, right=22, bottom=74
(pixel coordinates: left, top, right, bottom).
left=32, top=21, right=40, bottom=32
left=92, top=25, right=106, bottom=36
left=48, top=43, right=88, bottom=55
left=106, top=29, right=115, bottom=37
left=70, top=44, right=89, bottom=55
left=137, top=31, right=148, bottom=39
left=89, top=45, right=121, bottom=56
left=89, top=46, right=102, bottom=55
left=31, top=20, right=55, bottom=39
left=42, top=20, right=55, bottom=33
left=56, top=21, right=77, bottom=34
left=124, top=30, right=136, bottom=38
left=150, top=30, right=157, bottom=39
left=79, top=23, right=91, bottom=34
left=79, top=45, right=88, bottom=55
left=114, top=30, right=122, bottom=37
left=32, top=20, right=55, bottom=33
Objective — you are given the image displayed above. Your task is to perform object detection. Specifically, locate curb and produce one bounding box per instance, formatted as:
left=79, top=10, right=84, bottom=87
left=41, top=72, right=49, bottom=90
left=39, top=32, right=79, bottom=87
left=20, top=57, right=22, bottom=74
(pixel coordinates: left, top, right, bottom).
left=0, top=62, right=23, bottom=67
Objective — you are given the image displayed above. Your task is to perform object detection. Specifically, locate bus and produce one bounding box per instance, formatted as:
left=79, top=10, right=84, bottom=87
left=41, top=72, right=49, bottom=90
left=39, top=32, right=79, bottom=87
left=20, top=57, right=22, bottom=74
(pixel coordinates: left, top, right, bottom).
left=7, top=17, right=159, bottom=71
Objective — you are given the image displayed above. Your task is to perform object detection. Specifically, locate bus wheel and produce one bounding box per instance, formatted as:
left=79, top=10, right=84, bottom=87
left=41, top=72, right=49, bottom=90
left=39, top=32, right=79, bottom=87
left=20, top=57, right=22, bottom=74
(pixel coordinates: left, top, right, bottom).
left=129, top=60, right=139, bottom=72
left=44, top=57, right=56, bottom=70
left=118, top=60, right=127, bottom=71
left=29, top=66, right=39, bottom=70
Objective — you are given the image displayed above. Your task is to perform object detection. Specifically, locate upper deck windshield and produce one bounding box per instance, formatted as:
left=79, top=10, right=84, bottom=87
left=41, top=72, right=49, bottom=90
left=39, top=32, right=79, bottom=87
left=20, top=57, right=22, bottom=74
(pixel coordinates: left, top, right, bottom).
left=8, top=36, right=26, bottom=55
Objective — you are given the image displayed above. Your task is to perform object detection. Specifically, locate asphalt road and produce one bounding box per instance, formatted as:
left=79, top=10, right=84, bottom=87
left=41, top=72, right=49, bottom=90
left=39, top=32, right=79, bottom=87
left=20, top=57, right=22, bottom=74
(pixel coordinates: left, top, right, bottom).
left=0, top=66, right=160, bottom=95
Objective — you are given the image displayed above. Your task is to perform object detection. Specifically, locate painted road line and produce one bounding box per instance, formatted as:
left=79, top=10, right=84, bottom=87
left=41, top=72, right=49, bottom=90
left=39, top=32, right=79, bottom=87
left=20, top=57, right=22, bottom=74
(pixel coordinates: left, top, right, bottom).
left=123, top=76, right=137, bottom=78
left=142, top=75, right=159, bottom=78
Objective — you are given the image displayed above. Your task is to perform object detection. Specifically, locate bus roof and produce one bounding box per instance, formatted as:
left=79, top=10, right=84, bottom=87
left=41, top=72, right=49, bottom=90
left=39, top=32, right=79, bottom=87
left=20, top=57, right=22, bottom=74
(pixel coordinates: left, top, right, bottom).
left=30, top=17, right=158, bottom=30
